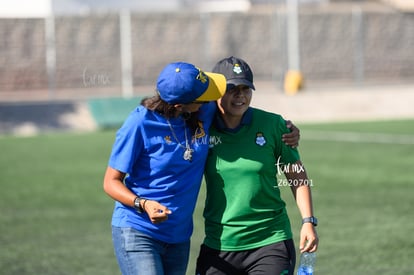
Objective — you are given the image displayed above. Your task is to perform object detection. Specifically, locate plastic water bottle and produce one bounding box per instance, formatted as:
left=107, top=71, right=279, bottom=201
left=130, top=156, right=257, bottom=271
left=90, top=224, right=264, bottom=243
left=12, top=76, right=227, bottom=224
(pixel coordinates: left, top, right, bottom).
left=297, top=252, right=316, bottom=275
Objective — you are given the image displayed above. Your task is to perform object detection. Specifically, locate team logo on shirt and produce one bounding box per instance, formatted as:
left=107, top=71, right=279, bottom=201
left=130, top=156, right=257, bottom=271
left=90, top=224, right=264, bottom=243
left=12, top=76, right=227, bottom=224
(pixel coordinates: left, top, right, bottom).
left=164, top=136, right=172, bottom=144
left=233, top=64, right=243, bottom=74
left=194, top=121, right=206, bottom=139
left=255, top=132, right=266, bottom=146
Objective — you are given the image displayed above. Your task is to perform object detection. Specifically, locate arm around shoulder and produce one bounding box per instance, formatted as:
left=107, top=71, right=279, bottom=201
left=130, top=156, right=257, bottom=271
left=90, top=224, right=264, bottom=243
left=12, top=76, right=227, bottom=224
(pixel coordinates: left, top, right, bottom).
left=283, top=120, right=300, bottom=148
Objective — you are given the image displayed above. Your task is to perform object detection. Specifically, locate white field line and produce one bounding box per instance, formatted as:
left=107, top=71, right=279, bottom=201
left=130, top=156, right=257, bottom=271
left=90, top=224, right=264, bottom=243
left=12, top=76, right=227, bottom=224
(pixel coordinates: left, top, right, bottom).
left=303, top=131, right=414, bottom=145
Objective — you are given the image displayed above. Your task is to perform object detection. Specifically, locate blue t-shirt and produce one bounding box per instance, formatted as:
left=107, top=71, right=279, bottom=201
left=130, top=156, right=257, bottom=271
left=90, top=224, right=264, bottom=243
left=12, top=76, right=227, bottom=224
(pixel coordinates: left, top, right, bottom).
left=108, top=102, right=216, bottom=243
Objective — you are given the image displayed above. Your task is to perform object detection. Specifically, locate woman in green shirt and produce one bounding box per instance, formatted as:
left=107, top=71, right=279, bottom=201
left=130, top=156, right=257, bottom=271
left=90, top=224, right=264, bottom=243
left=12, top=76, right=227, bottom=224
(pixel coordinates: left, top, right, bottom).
left=196, top=57, right=318, bottom=275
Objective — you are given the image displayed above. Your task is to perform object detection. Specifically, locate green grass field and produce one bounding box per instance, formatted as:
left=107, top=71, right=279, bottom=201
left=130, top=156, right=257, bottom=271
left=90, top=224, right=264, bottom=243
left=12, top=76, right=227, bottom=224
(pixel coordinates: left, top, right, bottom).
left=1, top=119, right=413, bottom=274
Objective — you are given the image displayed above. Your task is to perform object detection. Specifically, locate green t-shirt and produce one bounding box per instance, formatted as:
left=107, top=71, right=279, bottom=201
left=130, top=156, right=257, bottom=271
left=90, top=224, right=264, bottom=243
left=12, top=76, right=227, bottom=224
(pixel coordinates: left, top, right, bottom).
left=203, top=108, right=300, bottom=251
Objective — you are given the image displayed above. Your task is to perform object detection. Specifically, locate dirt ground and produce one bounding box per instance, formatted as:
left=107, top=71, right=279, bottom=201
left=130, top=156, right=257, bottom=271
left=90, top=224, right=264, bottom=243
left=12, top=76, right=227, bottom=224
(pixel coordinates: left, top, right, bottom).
left=1, top=82, right=413, bottom=136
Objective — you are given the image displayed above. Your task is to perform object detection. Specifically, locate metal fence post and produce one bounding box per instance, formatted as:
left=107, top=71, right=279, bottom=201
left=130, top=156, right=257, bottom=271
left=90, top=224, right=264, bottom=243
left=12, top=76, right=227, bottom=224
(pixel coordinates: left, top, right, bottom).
left=284, top=0, right=303, bottom=94
left=286, top=0, right=300, bottom=72
left=352, top=5, right=365, bottom=85
left=200, top=12, right=212, bottom=71
left=120, top=9, right=133, bottom=98
left=45, top=14, right=56, bottom=99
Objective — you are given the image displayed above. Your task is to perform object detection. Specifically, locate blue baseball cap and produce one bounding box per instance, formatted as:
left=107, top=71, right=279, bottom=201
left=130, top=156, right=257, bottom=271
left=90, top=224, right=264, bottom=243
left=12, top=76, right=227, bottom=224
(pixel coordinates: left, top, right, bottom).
left=157, top=62, right=226, bottom=104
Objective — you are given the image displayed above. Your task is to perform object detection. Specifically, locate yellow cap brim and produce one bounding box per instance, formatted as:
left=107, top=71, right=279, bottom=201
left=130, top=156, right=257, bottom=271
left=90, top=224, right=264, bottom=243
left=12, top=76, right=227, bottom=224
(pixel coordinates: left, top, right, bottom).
left=194, top=72, right=226, bottom=102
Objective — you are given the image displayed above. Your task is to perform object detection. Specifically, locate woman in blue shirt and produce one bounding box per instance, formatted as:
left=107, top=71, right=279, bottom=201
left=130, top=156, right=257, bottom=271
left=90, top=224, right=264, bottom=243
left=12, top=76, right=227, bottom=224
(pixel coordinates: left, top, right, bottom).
left=103, top=61, right=300, bottom=275
left=104, top=62, right=226, bottom=275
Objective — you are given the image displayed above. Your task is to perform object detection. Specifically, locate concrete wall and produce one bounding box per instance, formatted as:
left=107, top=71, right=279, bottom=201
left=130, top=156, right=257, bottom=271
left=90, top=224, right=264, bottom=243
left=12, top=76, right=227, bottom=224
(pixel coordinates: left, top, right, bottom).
left=0, top=2, right=413, bottom=97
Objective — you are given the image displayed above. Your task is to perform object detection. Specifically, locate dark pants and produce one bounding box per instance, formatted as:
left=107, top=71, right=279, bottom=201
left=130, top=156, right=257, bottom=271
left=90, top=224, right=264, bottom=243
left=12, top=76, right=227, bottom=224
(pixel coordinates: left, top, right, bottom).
left=196, top=239, right=296, bottom=275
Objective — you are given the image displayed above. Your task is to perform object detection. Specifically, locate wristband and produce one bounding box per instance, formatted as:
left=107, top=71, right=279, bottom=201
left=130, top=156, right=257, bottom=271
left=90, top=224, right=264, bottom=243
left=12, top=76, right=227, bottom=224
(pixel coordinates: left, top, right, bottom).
left=302, top=216, right=318, bottom=226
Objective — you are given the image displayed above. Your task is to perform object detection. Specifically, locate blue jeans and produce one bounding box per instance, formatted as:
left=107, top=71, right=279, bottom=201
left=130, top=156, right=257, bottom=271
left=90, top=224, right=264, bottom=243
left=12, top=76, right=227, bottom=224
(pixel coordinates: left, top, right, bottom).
left=112, top=226, right=190, bottom=275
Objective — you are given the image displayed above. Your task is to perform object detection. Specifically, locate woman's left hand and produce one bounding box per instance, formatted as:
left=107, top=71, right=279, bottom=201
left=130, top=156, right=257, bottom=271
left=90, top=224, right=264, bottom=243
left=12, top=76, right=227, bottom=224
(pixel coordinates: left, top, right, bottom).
left=299, top=223, right=318, bottom=253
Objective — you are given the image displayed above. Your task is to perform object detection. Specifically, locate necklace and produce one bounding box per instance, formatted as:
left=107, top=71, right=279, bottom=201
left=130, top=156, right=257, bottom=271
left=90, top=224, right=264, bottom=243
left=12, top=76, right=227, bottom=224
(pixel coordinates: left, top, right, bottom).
left=167, top=119, right=194, bottom=162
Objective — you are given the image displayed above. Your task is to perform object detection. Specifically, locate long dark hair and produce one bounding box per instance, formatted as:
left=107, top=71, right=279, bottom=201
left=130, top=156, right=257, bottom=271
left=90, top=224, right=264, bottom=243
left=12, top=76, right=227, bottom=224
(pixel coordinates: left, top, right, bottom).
left=141, top=94, right=201, bottom=135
